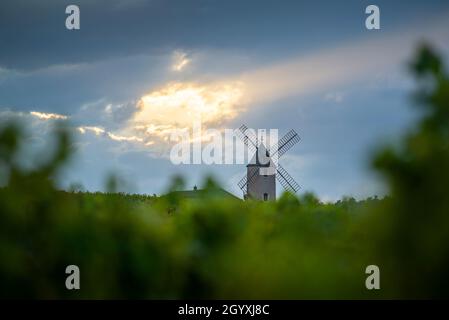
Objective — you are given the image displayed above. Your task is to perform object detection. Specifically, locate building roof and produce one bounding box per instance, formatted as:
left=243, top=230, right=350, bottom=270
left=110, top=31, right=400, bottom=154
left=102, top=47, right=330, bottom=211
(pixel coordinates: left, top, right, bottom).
left=165, top=187, right=241, bottom=200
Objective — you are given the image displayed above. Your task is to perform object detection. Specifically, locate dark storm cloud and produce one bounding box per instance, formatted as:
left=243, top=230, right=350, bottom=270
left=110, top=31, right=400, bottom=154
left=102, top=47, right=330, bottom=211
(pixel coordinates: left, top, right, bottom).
left=2, top=0, right=444, bottom=71
left=0, top=0, right=313, bottom=69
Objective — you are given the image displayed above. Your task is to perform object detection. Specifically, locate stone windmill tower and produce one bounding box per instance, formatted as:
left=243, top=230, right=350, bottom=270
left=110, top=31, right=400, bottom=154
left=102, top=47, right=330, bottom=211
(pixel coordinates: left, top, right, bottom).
left=236, top=125, right=301, bottom=200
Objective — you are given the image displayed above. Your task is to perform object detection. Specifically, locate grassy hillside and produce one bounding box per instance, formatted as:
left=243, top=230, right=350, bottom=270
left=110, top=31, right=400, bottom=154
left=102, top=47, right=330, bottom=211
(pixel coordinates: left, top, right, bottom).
left=0, top=46, right=448, bottom=299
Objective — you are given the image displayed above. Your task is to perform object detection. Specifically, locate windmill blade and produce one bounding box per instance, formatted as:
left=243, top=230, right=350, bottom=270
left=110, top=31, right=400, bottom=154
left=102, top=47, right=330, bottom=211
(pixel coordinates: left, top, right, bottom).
left=237, top=168, right=260, bottom=192
left=237, top=175, right=247, bottom=191
left=236, top=124, right=257, bottom=153
left=276, top=163, right=301, bottom=193
left=269, top=129, right=300, bottom=160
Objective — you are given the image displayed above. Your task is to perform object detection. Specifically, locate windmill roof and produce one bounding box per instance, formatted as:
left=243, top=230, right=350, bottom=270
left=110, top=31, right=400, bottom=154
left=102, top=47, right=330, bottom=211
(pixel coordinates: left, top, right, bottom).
left=247, top=144, right=271, bottom=167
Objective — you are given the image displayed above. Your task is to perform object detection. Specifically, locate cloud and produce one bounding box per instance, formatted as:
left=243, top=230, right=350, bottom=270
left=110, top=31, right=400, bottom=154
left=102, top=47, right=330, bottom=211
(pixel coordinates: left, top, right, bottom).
left=70, top=80, right=246, bottom=156
left=48, top=11, right=449, bottom=158
left=1, top=109, right=61, bottom=127
left=126, top=81, right=245, bottom=144
left=77, top=125, right=145, bottom=144
left=30, top=111, right=68, bottom=120
left=107, top=132, right=143, bottom=143
left=77, top=126, right=105, bottom=135
left=171, top=50, right=191, bottom=72
left=238, top=12, right=449, bottom=106
left=136, top=82, right=244, bottom=125
left=16, top=10, right=449, bottom=164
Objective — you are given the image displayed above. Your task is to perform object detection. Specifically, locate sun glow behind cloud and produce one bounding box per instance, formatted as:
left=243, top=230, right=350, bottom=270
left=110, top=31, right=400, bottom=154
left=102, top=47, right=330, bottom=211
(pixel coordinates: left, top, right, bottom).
left=131, top=81, right=245, bottom=137
left=73, top=79, right=246, bottom=150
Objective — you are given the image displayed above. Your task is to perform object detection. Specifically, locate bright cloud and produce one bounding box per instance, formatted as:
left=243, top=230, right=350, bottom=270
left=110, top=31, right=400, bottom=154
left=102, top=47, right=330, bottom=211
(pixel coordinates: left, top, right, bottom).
left=78, top=126, right=105, bottom=135
left=30, top=111, right=68, bottom=120
left=78, top=125, right=144, bottom=144
left=133, top=81, right=245, bottom=134
left=107, top=132, right=143, bottom=142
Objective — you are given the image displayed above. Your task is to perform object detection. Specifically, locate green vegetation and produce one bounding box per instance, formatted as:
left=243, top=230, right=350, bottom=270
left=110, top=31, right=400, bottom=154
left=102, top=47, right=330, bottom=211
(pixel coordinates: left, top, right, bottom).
left=0, top=46, right=448, bottom=299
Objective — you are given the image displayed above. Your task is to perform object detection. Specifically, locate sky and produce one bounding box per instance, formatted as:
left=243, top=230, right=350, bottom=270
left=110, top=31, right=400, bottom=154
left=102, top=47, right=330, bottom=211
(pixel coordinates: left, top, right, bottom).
left=1, top=0, right=449, bottom=200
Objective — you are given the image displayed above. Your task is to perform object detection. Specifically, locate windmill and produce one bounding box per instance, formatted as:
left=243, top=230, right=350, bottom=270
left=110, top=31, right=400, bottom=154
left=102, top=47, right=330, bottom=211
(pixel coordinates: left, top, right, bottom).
left=236, top=125, right=301, bottom=200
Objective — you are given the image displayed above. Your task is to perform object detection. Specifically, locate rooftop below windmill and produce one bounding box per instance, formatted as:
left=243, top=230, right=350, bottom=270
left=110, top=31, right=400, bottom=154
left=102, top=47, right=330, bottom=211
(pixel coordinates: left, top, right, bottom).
left=164, top=186, right=241, bottom=200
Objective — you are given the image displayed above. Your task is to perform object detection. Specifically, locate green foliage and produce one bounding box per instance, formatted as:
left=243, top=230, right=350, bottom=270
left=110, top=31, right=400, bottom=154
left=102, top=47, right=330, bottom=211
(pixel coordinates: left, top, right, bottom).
left=0, top=45, right=448, bottom=299
left=371, top=45, right=449, bottom=298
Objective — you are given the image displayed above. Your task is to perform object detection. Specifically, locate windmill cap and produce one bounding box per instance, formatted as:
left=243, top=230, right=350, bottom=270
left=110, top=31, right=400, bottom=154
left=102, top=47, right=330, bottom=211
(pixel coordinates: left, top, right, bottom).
left=247, top=143, right=271, bottom=167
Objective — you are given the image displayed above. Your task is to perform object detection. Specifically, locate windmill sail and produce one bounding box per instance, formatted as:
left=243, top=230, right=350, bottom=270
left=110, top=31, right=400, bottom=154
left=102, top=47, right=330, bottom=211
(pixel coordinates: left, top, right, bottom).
left=236, top=125, right=257, bottom=153
left=276, top=164, right=301, bottom=193
left=237, top=168, right=259, bottom=191
left=269, top=129, right=300, bottom=159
